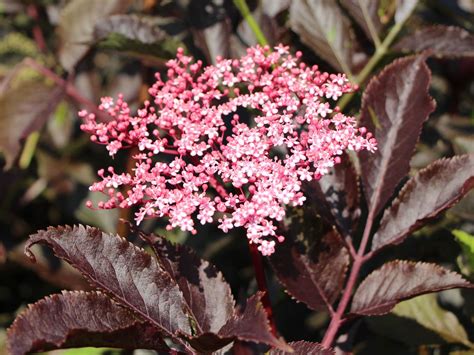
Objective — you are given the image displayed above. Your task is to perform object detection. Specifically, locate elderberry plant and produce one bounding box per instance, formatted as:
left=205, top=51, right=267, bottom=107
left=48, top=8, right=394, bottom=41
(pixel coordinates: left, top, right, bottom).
left=79, top=45, right=376, bottom=255
left=3, top=1, right=474, bottom=355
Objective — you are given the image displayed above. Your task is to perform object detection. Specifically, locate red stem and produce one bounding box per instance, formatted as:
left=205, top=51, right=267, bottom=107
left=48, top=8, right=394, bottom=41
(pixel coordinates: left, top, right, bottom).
left=27, top=4, right=47, bottom=53
left=321, top=208, right=376, bottom=348
left=248, top=242, right=277, bottom=336
left=207, top=175, right=277, bottom=334
left=24, top=58, right=111, bottom=122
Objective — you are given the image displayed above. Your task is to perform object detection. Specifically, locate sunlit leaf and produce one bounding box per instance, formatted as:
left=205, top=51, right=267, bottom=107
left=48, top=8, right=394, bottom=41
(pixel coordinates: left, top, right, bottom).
left=453, top=229, right=474, bottom=271
left=289, top=0, right=359, bottom=73
left=340, top=0, right=383, bottom=42
left=58, top=0, right=132, bottom=71
left=393, top=293, right=473, bottom=347
left=371, top=155, right=474, bottom=252
left=25, top=225, right=192, bottom=337
left=359, top=55, right=435, bottom=216
left=269, top=340, right=334, bottom=354
left=351, top=261, right=471, bottom=316
left=394, top=0, right=418, bottom=24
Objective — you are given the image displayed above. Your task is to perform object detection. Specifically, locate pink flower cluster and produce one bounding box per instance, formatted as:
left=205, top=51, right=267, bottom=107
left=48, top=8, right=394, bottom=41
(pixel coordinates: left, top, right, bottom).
left=80, top=44, right=376, bottom=255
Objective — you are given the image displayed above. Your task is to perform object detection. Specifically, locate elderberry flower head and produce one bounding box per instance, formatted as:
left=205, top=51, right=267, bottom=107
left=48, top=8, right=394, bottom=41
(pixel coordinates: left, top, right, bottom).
left=80, top=44, right=377, bottom=256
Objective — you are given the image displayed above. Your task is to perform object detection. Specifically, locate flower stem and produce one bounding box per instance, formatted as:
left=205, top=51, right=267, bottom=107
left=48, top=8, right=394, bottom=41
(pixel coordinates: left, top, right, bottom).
left=233, top=0, right=269, bottom=46
left=321, top=208, right=376, bottom=347
left=248, top=241, right=277, bottom=335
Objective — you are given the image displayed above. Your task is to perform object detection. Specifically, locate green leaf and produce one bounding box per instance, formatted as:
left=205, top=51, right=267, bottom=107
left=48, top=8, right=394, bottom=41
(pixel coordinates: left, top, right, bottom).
left=453, top=229, right=474, bottom=271
left=392, top=293, right=473, bottom=347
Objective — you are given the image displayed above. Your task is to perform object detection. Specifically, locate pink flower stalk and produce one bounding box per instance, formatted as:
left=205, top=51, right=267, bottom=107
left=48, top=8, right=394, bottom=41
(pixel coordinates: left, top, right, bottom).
left=80, top=44, right=377, bottom=256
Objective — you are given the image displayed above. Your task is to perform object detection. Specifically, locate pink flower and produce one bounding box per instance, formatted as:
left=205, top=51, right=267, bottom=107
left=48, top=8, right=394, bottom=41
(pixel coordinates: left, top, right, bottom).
left=80, top=44, right=376, bottom=255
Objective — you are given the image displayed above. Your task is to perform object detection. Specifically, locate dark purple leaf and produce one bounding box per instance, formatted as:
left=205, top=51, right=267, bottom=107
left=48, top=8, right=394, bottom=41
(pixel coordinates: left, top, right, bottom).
left=371, top=155, right=474, bottom=252
left=393, top=25, right=474, bottom=58
left=188, top=293, right=291, bottom=353
left=359, top=55, right=436, bottom=216
left=25, top=225, right=192, bottom=337
left=0, top=79, right=62, bottom=169
left=289, top=0, right=359, bottom=73
left=269, top=341, right=335, bottom=355
left=308, top=155, right=360, bottom=236
left=192, top=19, right=232, bottom=64
left=58, top=0, right=132, bottom=71
left=7, top=291, right=168, bottom=355
left=94, top=14, right=168, bottom=44
left=339, top=0, right=383, bottom=42
left=140, top=232, right=235, bottom=334
left=270, top=230, right=349, bottom=311
left=351, top=261, right=472, bottom=316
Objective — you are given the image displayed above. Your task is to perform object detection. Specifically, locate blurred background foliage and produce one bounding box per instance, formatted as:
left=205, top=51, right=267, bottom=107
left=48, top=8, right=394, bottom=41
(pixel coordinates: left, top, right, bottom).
left=0, top=0, right=473, bottom=354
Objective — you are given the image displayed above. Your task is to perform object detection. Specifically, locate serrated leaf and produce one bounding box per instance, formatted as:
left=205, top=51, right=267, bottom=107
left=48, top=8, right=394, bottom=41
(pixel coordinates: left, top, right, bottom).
left=359, top=55, right=436, bottom=216
left=270, top=230, right=349, bottom=311
left=269, top=341, right=334, bottom=354
left=453, top=229, right=474, bottom=271
left=25, top=225, right=192, bottom=337
left=371, top=155, right=474, bottom=252
left=351, top=261, right=471, bottom=316
left=308, top=155, right=360, bottom=236
left=188, top=292, right=291, bottom=353
left=0, top=79, right=62, bottom=169
left=393, top=25, right=474, bottom=58
left=393, top=293, right=473, bottom=347
left=58, top=0, right=132, bottom=71
left=6, top=291, right=167, bottom=355
left=140, top=232, right=235, bottom=334
left=289, top=0, right=358, bottom=73
left=339, top=0, right=383, bottom=42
